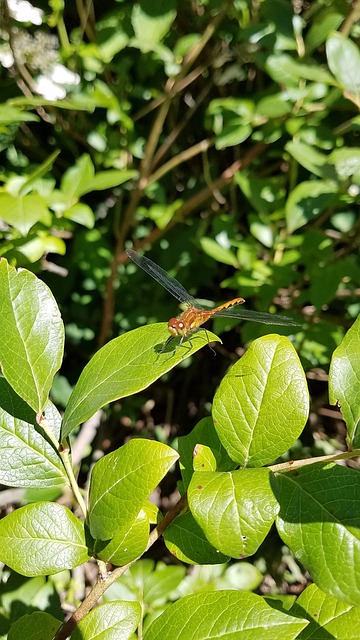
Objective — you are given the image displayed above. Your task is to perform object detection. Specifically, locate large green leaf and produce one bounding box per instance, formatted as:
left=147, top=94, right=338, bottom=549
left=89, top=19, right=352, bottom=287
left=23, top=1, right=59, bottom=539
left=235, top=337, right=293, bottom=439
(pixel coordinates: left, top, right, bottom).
left=0, top=406, right=67, bottom=488
left=188, top=468, right=278, bottom=558
left=61, top=324, right=219, bottom=439
left=71, top=601, right=141, bottom=640
left=144, top=591, right=308, bottom=639
left=275, top=463, right=360, bottom=606
left=212, top=335, right=309, bottom=466
left=326, top=33, right=360, bottom=101
left=164, top=511, right=230, bottom=565
left=285, top=142, right=337, bottom=180
left=0, top=193, right=51, bottom=236
left=131, top=0, right=177, bottom=47
left=8, top=612, right=61, bottom=640
left=0, top=502, right=90, bottom=576
left=329, top=315, right=360, bottom=446
left=0, top=260, right=64, bottom=414
left=285, top=181, right=339, bottom=232
left=60, top=154, right=94, bottom=204
left=87, top=439, right=178, bottom=539
left=291, top=583, right=360, bottom=639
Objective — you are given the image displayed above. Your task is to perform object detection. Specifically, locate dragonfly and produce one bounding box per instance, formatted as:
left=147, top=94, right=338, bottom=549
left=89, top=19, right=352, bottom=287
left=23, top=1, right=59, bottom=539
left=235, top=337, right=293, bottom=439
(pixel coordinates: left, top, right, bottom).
left=127, top=249, right=299, bottom=350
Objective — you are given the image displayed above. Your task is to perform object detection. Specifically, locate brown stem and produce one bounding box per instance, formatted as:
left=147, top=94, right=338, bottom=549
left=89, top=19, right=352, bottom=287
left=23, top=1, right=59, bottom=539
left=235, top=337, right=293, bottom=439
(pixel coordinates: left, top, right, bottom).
left=340, top=0, right=360, bottom=36
left=54, top=494, right=188, bottom=640
left=148, top=138, right=214, bottom=186
left=152, top=83, right=213, bottom=168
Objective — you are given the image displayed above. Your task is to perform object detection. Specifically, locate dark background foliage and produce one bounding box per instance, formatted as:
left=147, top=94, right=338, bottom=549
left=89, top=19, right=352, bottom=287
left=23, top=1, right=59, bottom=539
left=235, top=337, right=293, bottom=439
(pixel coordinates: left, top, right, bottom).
left=0, top=0, right=359, bottom=598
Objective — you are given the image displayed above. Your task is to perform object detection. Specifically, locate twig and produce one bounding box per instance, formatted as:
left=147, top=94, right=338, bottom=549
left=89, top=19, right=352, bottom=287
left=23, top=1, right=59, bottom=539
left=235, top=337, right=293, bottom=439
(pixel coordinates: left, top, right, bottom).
left=54, top=494, right=188, bottom=640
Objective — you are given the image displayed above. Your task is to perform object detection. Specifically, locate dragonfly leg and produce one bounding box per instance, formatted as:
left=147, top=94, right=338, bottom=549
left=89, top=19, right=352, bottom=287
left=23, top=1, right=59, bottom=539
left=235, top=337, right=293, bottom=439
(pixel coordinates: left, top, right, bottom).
left=203, top=328, right=216, bottom=356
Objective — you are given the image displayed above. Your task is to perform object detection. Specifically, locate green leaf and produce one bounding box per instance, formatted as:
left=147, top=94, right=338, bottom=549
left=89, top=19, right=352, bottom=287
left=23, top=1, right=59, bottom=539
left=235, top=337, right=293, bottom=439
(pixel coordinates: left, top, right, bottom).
left=199, top=237, right=238, bottom=266
left=88, top=439, right=178, bottom=539
left=17, top=235, right=66, bottom=262
left=329, top=315, right=360, bottom=446
left=0, top=260, right=64, bottom=414
left=305, top=10, right=343, bottom=53
left=19, top=150, right=61, bottom=196
left=326, top=33, right=360, bottom=101
left=285, top=142, right=337, bottom=179
left=0, top=193, right=51, bottom=236
left=144, top=590, right=308, bottom=639
left=285, top=181, right=339, bottom=232
left=178, top=417, right=237, bottom=491
left=131, top=0, right=177, bottom=47
left=0, top=406, right=67, bottom=488
left=275, top=463, right=360, bottom=606
left=89, top=169, right=138, bottom=191
left=8, top=612, right=61, bottom=640
left=0, top=375, right=36, bottom=424
left=0, top=502, right=90, bottom=576
left=193, top=444, right=217, bottom=472
left=163, top=511, right=230, bottom=565
left=71, top=601, right=141, bottom=640
left=212, top=335, right=309, bottom=466
left=94, top=509, right=149, bottom=566
left=60, top=154, right=95, bottom=203
left=63, top=203, right=95, bottom=228
left=132, top=560, right=186, bottom=603
left=61, top=324, right=219, bottom=438
left=266, top=54, right=335, bottom=86
left=291, top=583, right=360, bottom=639
left=0, top=105, right=39, bottom=124
left=188, top=468, right=278, bottom=558
left=328, top=147, right=360, bottom=182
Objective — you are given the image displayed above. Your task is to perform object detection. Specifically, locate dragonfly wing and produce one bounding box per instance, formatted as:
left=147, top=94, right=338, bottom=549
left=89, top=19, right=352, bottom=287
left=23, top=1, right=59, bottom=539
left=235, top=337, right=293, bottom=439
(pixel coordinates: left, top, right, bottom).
left=215, top=307, right=300, bottom=326
left=127, top=249, right=200, bottom=306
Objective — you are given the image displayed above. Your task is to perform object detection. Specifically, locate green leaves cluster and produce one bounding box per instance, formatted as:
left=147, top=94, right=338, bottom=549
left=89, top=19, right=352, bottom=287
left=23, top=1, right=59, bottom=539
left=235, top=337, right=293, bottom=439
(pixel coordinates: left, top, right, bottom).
left=0, top=259, right=359, bottom=639
left=1, top=0, right=360, bottom=637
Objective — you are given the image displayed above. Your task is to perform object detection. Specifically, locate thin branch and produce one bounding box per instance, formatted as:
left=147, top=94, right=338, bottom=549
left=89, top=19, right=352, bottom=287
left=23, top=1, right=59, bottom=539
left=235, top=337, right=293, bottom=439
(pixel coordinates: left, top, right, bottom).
left=269, top=449, right=360, bottom=474
left=148, top=138, right=214, bottom=186
left=54, top=494, right=188, bottom=640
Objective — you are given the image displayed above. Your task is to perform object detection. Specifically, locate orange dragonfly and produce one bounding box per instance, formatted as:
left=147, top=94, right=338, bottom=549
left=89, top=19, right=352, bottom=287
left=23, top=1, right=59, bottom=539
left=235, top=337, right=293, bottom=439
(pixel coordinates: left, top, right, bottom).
left=127, top=249, right=298, bottom=349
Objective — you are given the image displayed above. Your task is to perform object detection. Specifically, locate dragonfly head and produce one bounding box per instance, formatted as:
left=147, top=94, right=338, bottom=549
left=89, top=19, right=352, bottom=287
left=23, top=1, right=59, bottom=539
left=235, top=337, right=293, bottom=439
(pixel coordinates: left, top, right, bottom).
left=168, top=318, right=186, bottom=337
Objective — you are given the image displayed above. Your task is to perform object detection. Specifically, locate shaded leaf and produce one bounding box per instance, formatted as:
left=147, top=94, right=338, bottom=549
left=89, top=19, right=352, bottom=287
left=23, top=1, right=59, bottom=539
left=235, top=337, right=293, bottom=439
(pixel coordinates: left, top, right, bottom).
left=285, top=181, right=339, bottom=232
left=275, top=463, right=360, bottom=606
left=8, top=611, right=61, bottom=640
left=164, top=511, right=230, bottom=565
left=178, top=417, right=237, bottom=491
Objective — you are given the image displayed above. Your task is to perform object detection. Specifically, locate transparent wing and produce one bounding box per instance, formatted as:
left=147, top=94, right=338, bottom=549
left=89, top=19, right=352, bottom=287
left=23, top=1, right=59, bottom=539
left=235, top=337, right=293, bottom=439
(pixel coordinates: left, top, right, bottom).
left=214, top=306, right=300, bottom=326
left=127, top=249, right=200, bottom=307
